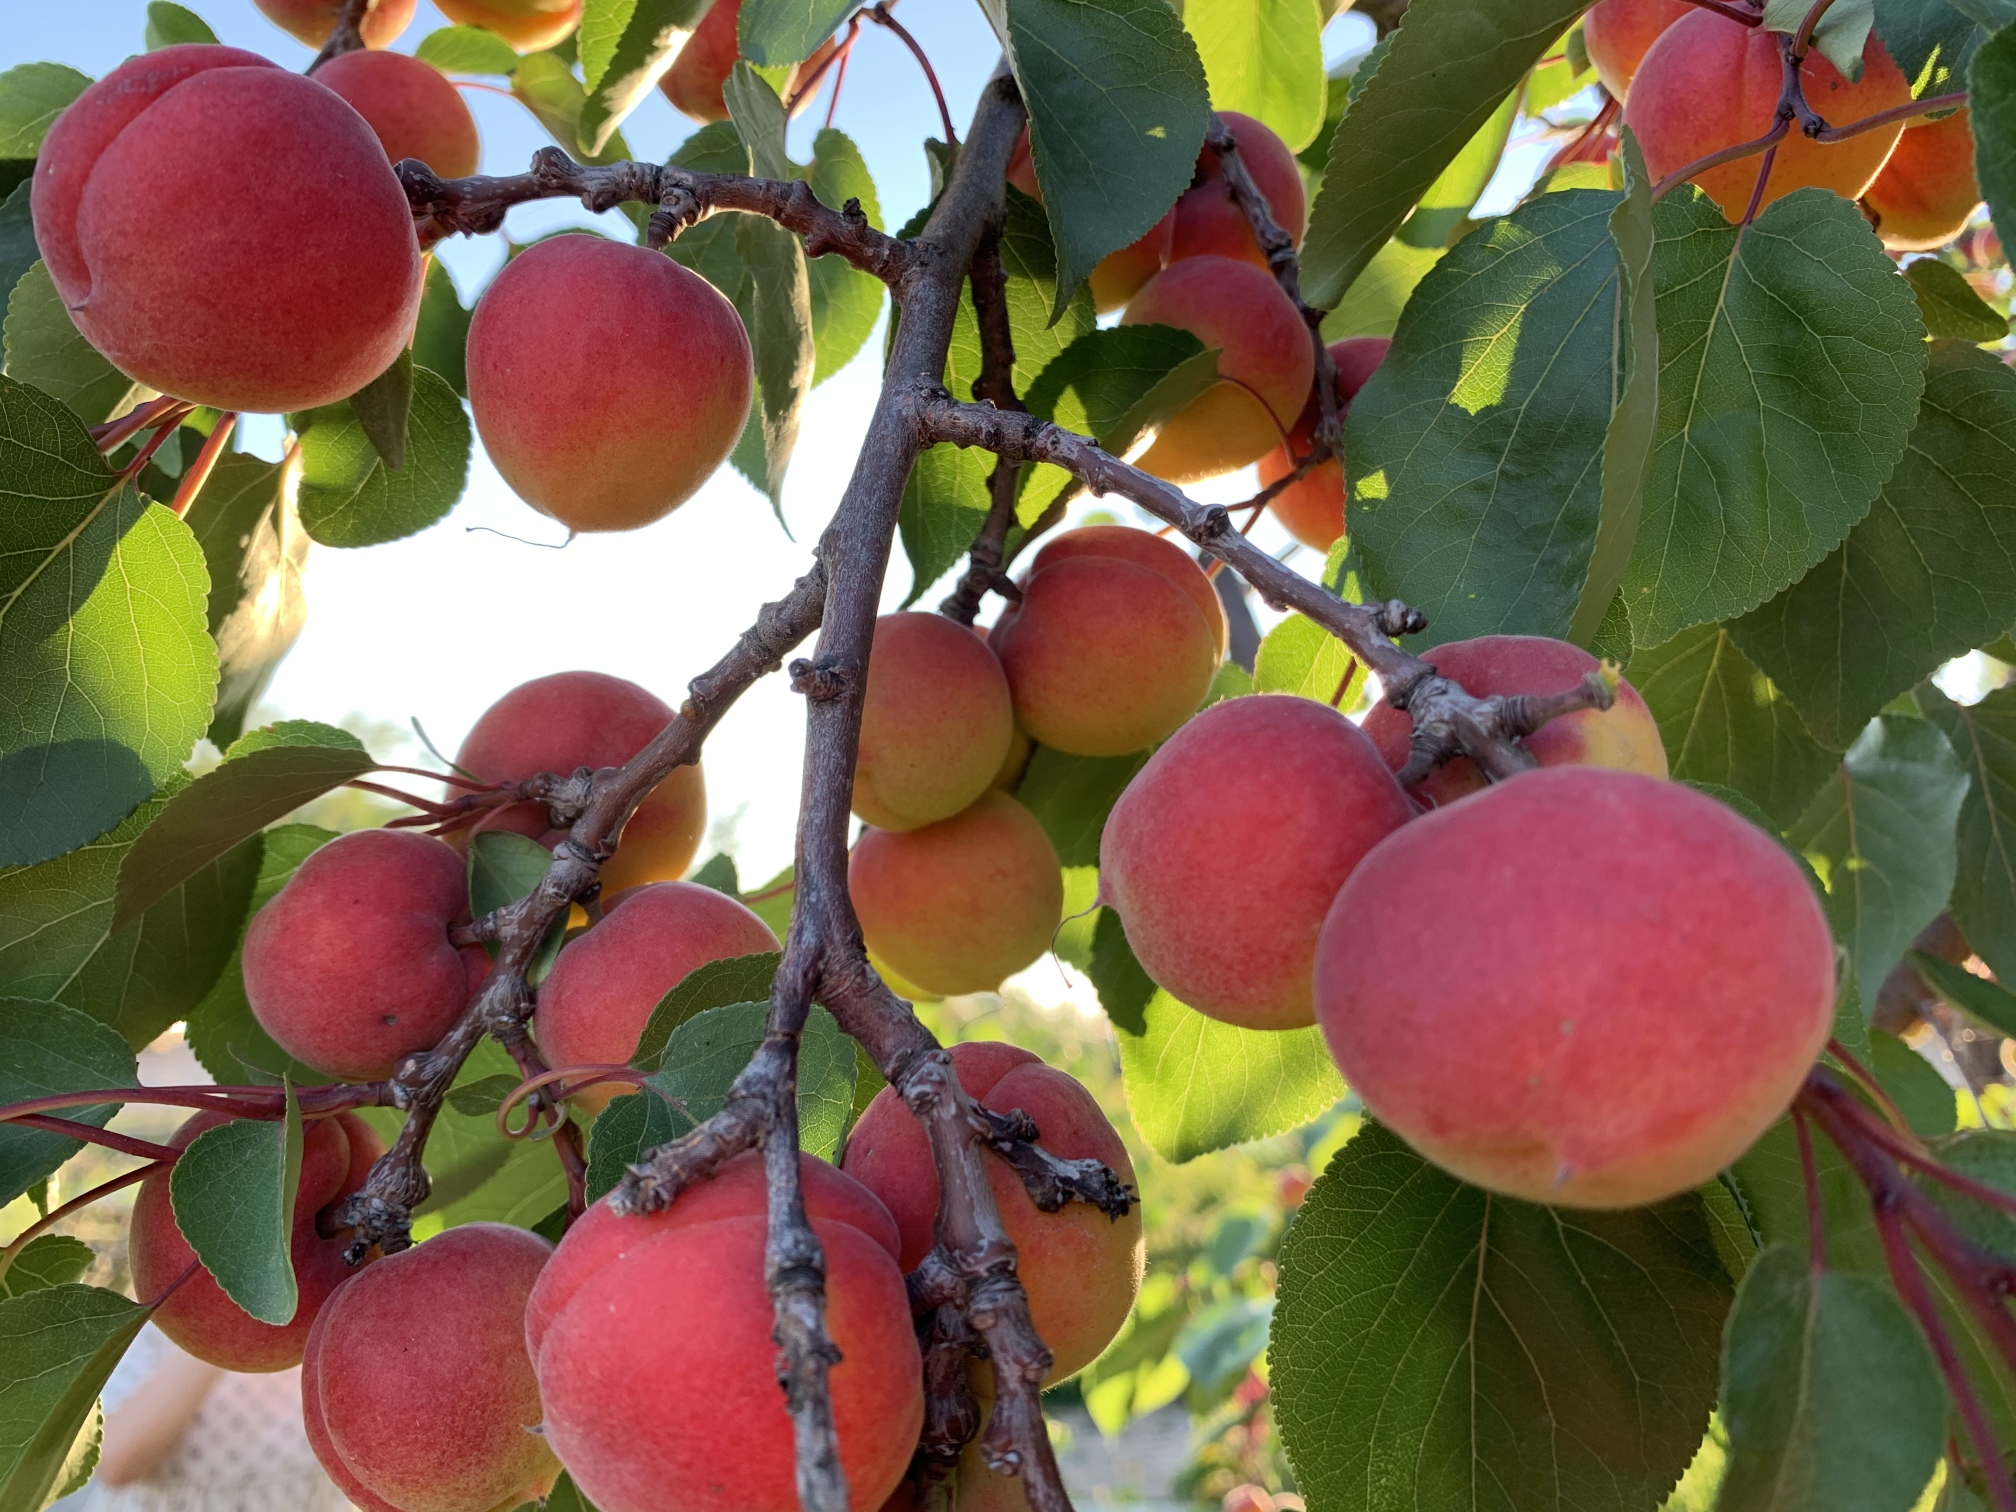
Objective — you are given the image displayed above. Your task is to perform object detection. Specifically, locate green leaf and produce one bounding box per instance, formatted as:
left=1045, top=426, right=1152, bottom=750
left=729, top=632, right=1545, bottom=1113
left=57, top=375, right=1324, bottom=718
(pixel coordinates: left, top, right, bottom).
left=1910, top=948, right=2016, bottom=1037
left=631, top=951, right=782, bottom=1068
left=348, top=350, right=413, bottom=475
left=1631, top=623, right=1838, bottom=829
left=803, top=128, right=883, bottom=385
left=988, top=0, right=1210, bottom=319
left=1868, top=1029, right=1956, bottom=1136
left=1350, top=190, right=1633, bottom=648
left=443, top=1074, right=523, bottom=1117
left=738, top=0, right=852, bottom=66
left=1718, top=1246, right=1946, bottom=1512
left=111, top=723, right=369, bottom=933
left=3, top=262, right=151, bottom=427
left=416, top=25, right=523, bottom=74
left=1300, top=0, right=1582, bottom=309
left=1622, top=190, right=1928, bottom=647
left=0, top=64, right=90, bottom=160
left=413, top=260, right=473, bottom=400
left=1015, top=747, right=1149, bottom=870
left=541, top=1471, right=603, bottom=1512
left=0, top=184, right=36, bottom=312
left=1874, top=0, right=1984, bottom=97
left=466, top=830, right=567, bottom=980
left=510, top=52, right=637, bottom=168
left=1184, top=0, right=1326, bottom=152
left=0, top=998, right=136, bottom=1208
left=145, top=2, right=220, bottom=48
left=1252, top=614, right=1361, bottom=705
left=1270, top=1122, right=1730, bottom=1512
left=1729, top=343, right=2016, bottom=748
left=0, top=1236, right=93, bottom=1301
left=188, top=448, right=309, bottom=748
left=1978, top=24, right=2016, bottom=262
left=1788, top=715, right=1968, bottom=1018
left=1906, top=259, right=2007, bottom=341
left=167, top=1084, right=303, bottom=1325
left=293, top=365, right=470, bottom=547
left=579, top=0, right=712, bottom=158
left=1760, top=0, right=1875, bottom=80
left=0, top=1284, right=149, bottom=1512
left=1920, top=684, right=2016, bottom=987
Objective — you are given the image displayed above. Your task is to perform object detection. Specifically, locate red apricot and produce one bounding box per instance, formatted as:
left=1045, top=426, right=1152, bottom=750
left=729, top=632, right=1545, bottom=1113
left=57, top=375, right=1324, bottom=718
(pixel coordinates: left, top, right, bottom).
left=254, top=0, right=416, bottom=47
left=130, top=1111, right=383, bottom=1372
left=1864, top=107, right=1981, bottom=251
left=1121, top=256, right=1314, bottom=482
left=453, top=671, right=707, bottom=896
left=433, top=0, right=582, bottom=52
left=243, top=829, right=473, bottom=1080
left=314, top=49, right=480, bottom=180
left=1168, top=111, right=1307, bottom=269
left=843, top=1042, right=1143, bottom=1380
left=1581, top=0, right=1693, bottom=100
left=855, top=613, right=1016, bottom=831
left=1100, top=695, right=1413, bottom=1031
left=1361, top=635, right=1667, bottom=806
left=534, top=1158, right=920, bottom=1512
left=1315, top=768, right=1836, bottom=1207
left=534, top=881, right=779, bottom=1105
left=305, top=1223, right=558, bottom=1512
left=849, top=792, right=1063, bottom=998
left=466, top=235, right=753, bottom=532
left=1255, top=336, right=1391, bottom=550
left=1624, top=10, right=1911, bottom=219
left=660, top=0, right=839, bottom=122
left=32, top=46, right=421, bottom=414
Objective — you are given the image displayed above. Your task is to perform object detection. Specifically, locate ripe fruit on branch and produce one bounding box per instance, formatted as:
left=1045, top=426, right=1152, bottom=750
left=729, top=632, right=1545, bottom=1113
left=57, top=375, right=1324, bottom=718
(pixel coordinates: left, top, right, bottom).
left=453, top=671, right=708, bottom=896
left=849, top=791, right=1063, bottom=998
left=1168, top=111, right=1307, bottom=270
left=242, top=829, right=477, bottom=1080
left=842, top=1041, right=1144, bottom=1380
left=1255, top=335, right=1391, bottom=550
left=854, top=613, right=1016, bottom=831
left=1314, top=769, right=1836, bottom=1207
left=1100, top=695, right=1414, bottom=1031
left=532, top=1154, right=921, bottom=1512
left=254, top=0, right=416, bottom=47
left=433, top=0, right=583, bottom=52
left=534, top=881, right=779, bottom=1107
left=466, top=235, right=754, bottom=532
left=1625, top=11, right=1911, bottom=219
left=304, top=1222, right=559, bottom=1512
left=130, top=1111, right=384, bottom=1372
left=1361, top=635, right=1666, bottom=807
left=1580, top=0, right=1693, bottom=101
left=992, top=526, right=1224, bottom=756
left=1121, top=256, right=1314, bottom=482
left=1863, top=108, right=1982, bottom=251
left=31, top=46, right=422, bottom=414
left=659, top=0, right=839, bottom=122
left=313, top=49, right=481, bottom=180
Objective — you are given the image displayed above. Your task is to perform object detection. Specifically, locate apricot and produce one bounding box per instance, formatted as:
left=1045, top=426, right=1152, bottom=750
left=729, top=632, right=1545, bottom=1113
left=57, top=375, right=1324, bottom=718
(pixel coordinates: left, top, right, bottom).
left=453, top=671, right=707, bottom=896
left=534, top=882, right=779, bottom=1104
left=254, top=0, right=416, bottom=47
left=1120, top=256, right=1314, bottom=482
left=1100, top=695, right=1413, bottom=1031
left=1255, top=336, right=1390, bottom=550
left=1624, top=10, right=1911, bottom=219
left=314, top=49, right=480, bottom=180
left=849, top=792, right=1063, bottom=998
left=660, top=0, right=838, bottom=121
left=843, top=1041, right=1144, bottom=1381
left=992, top=527, right=1223, bottom=756
left=856, top=614, right=1016, bottom=831
left=31, top=46, right=421, bottom=414
left=1581, top=0, right=1693, bottom=100
left=466, top=235, right=752, bottom=532
left=305, top=1223, right=558, bottom=1512
left=1168, top=111, right=1307, bottom=269
left=433, top=0, right=582, bottom=52
left=533, top=1157, right=920, bottom=1512
left=1314, top=768, right=1836, bottom=1207
left=243, top=829, right=473, bottom=1079
left=1361, top=635, right=1667, bottom=807
left=992, top=723, right=1033, bottom=793
left=129, top=1111, right=383, bottom=1372
left=1864, top=107, right=1981, bottom=250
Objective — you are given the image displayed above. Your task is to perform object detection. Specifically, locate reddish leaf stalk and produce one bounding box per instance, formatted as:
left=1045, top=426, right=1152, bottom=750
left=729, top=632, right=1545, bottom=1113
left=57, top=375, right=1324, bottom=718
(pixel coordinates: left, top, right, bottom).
left=864, top=2, right=957, bottom=146
left=169, top=412, right=236, bottom=517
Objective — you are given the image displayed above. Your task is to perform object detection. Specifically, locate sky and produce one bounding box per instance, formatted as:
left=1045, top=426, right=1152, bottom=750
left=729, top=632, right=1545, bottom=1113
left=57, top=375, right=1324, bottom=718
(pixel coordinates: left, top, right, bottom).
left=5, top=1, right=1524, bottom=883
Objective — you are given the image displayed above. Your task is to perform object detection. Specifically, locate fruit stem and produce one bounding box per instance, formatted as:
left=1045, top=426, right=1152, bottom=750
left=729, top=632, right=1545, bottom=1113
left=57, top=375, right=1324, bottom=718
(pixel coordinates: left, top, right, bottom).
left=168, top=412, right=236, bottom=518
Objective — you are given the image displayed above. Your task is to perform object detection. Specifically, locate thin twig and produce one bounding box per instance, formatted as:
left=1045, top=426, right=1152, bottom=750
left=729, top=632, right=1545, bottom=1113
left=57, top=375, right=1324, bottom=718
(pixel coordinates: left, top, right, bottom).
left=864, top=2, right=957, bottom=146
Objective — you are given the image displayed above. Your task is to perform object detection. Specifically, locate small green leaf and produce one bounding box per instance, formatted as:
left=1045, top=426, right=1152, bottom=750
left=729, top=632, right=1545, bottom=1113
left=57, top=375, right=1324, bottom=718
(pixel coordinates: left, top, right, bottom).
left=188, top=448, right=310, bottom=748
left=3, top=261, right=152, bottom=426
left=0, top=64, right=91, bottom=160
left=631, top=952, right=782, bottom=1068
left=414, top=24, right=524, bottom=74
left=802, top=128, right=883, bottom=385
left=1253, top=615, right=1361, bottom=706
left=1906, top=259, right=2008, bottom=341
left=413, top=260, right=473, bottom=400
left=1760, top=0, right=1875, bottom=79
left=1184, top=0, right=1326, bottom=152
left=737, top=0, right=853, bottom=67
left=294, top=365, right=470, bottom=547
left=1868, top=1029, right=1956, bottom=1136
left=0, top=184, right=36, bottom=310
left=167, top=1084, right=303, bottom=1325
left=0, top=1236, right=93, bottom=1301
left=579, top=0, right=713, bottom=158
left=348, top=350, right=413, bottom=474
left=145, top=2, right=220, bottom=48
left=541, top=1471, right=603, bottom=1512
left=0, top=998, right=136, bottom=1209
left=0, top=1284, right=149, bottom=1512
left=443, top=1075, right=524, bottom=1117
left=1919, top=683, right=2016, bottom=987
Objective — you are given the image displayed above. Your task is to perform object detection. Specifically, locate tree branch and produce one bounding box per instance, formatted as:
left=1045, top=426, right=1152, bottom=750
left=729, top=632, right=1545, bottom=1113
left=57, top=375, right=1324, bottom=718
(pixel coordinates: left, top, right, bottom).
left=306, top=0, right=371, bottom=71
left=942, top=225, right=1026, bottom=625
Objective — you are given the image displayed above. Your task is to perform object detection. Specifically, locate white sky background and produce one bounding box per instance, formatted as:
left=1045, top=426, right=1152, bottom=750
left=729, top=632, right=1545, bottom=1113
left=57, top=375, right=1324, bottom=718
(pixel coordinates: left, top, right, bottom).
left=5, top=1, right=1565, bottom=883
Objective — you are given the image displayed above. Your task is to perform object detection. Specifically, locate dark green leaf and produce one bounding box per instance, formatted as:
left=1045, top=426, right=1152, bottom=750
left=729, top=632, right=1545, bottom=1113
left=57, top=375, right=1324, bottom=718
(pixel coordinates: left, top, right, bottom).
left=0, top=184, right=36, bottom=310
left=1910, top=949, right=2016, bottom=1038
left=1906, top=259, right=2007, bottom=341
left=510, top=52, right=637, bottom=168
left=1788, top=715, right=1968, bottom=1017
left=145, top=3, right=220, bottom=48
left=1874, top=0, right=1984, bottom=96
left=632, top=951, right=782, bottom=1068
left=167, top=1084, right=303, bottom=1324
left=1271, top=1122, right=1730, bottom=1512
left=3, top=261, right=151, bottom=426
left=0, top=1236, right=93, bottom=1301
left=187, top=448, right=310, bottom=748
left=1920, top=684, right=2016, bottom=986
left=1184, top=0, right=1325, bottom=151
left=294, top=365, right=470, bottom=547
left=1015, top=747, right=1148, bottom=870
left=738, top=0, right=852, bottom=67
left=1970, top=23, right=2016, bottom=257
left=415, top=25, right=524, bottom=74
left=1728, top=1113, right=1886, bottom=1279
left=411, top=1038, right=568, bottom=1228
left=1730, top=342, right=2016, bottom=748
left=688, top=852, right=739, bottom=896
left=803, top=128, right=883, bottom=385
left=466, top=830, right=567, bottom=980
left=0, top=1285, right=148, bottom=1512
left=1923, top=1129, right=2016, bottom=1261
left=580, top=0, right=713, bottom=158
left=1718, top=1246, right=1945, bottom=1512
left=540, top=1471, right=603, bottom=1512
left=1628, top=622, right=1839, bottom=828
left=0, top=64, right=91, bottom=160
left=1299, top=0, right=1583, bottom=308
left=0, top=998, right=136, bottom=1208
left=444, top=1075, right=524, bottom=1117
left=348, top=350, right=413, bottom=474
left=1621, top=191, right=1928, bottom=647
